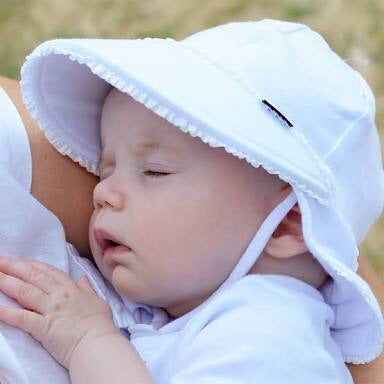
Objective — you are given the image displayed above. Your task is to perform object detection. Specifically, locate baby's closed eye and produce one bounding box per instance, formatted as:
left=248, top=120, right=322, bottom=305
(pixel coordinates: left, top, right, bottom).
left=142, top=169, right=171, bottom=178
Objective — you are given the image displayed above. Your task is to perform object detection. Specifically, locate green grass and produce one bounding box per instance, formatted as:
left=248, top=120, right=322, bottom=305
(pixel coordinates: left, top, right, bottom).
left=134, top=25, right=177, bottom=39
left=281, top=3, right=317, bottom=19
left=204, top=0, right=250, bottom=27
left=0, top=0, right=25, bottom=24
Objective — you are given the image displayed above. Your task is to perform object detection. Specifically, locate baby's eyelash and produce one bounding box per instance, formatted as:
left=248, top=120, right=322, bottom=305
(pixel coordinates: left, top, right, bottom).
left=143, top=170, right=171, bottom=178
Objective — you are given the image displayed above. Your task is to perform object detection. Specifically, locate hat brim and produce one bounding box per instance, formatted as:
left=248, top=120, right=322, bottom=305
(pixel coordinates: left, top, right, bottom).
left=21, top=38, right=329, bottom=203
left=295, top=187, right=384, bottom=363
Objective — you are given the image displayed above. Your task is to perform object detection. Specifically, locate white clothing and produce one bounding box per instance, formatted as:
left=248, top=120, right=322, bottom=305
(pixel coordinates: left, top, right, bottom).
left=0, top=86, right=354, bottom=383
left=127, top=274, right=353, bottom=383
left=21, top=23, right=384, bottom=362
left=0, top=88, right=134, bottom=384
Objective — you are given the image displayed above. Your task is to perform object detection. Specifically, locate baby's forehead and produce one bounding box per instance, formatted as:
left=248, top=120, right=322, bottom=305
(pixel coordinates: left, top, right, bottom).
left=101, top=89, right=190, bottom=142
left=101, top=138, right=170, bottom=160
left=99, top=127, right=201, bottom=169
left=101, top=92, right=217, bottom=158
left=100, top=89, right=285, bottom=190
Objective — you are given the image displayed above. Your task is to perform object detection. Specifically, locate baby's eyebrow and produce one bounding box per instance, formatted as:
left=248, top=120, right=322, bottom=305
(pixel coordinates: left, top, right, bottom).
left=133, top=141, right=160, bottom=156
left=99, top=140, right=181, bottom=168
left=99, top=142, right=159, bottom=165
left=133, top=140, right=186, bottom=159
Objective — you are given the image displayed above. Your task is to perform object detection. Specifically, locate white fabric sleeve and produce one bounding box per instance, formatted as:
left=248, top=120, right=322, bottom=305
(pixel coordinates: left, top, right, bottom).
left=0, top=89, right=134, bottom=384
left=0, top=87, right=32, bottom=190
left=169, top=277, right=353, bottom=384
left=0, top=87, right=70, bottom=384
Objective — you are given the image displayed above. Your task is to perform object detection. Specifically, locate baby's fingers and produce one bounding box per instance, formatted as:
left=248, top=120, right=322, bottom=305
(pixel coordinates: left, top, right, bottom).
left=76, top=276, right=95, bottom=293
left=0, top=272, right=48, bottom=313
left=27, top=259, right=72, bottom=285
left=0, top=305, right=44, bottom=342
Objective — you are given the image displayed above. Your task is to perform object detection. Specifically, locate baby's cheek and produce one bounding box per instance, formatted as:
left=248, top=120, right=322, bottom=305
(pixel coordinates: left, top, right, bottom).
left=88, top=212, right=98, bottom=253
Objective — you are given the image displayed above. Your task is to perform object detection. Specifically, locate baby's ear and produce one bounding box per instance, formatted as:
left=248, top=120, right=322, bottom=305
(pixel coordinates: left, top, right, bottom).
left=264, top=203, right=308, bottom=258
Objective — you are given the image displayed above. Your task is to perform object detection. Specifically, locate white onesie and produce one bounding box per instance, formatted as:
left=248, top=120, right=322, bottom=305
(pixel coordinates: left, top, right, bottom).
left=125, top=274, right=353, bottom=383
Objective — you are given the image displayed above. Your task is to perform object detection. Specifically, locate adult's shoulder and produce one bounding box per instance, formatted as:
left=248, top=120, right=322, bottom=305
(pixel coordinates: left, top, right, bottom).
left=0, top=77, right=97, bottom=258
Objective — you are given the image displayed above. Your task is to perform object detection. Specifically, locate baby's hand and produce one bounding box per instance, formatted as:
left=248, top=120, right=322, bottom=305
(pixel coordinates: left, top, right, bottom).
left=0, top=257, right=119, bottom=369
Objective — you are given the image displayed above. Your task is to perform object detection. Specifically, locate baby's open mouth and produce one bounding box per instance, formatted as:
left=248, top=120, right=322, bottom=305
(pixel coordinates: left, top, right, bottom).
left=104, top=238, right=120, bottom=249
left=95, top=228, right=131, bottom=253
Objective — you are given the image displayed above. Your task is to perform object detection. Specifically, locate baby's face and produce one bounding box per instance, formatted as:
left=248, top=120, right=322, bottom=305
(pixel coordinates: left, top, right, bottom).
left=89, top=89, right=282, bottom=316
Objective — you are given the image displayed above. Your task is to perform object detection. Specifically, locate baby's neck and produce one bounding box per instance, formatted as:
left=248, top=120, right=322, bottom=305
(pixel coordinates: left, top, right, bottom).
left=249, top=251, right=329, bottom=289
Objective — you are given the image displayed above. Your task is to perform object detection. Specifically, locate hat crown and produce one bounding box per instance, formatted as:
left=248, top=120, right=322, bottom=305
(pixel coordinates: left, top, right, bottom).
left=184, top=19, right=384, bottom=242
left=184, top=20, right=369, bottom=158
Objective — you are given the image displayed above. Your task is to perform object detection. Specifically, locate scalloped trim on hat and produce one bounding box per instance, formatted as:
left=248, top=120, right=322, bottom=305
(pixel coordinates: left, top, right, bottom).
left=20, top=41, right=330, bottom=206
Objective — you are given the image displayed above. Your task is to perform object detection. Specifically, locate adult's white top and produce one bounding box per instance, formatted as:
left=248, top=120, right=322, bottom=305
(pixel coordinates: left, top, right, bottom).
left=0, top=87, right=133, bottom=384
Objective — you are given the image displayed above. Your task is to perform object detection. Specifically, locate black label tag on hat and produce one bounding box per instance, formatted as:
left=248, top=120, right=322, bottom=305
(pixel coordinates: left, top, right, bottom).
left=261, top=99, right=293, bottom=128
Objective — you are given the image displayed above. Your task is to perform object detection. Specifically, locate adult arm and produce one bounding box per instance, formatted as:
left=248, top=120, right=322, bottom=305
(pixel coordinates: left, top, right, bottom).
left=347, top=255, right=384, bottom=384
left=0, top=76, right=98, bottom=259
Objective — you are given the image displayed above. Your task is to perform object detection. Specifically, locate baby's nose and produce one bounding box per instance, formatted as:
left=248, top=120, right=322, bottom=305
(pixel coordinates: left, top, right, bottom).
left=93, top=179, right=124, bottom=211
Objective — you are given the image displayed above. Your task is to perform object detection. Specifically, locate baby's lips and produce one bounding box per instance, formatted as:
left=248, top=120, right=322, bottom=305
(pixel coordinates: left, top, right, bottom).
left=94, top=228, right=130, bottom=252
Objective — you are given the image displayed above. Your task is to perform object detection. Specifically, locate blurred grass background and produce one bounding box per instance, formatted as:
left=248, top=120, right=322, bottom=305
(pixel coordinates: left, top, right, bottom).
left=1, top=0, right=383, bottom=275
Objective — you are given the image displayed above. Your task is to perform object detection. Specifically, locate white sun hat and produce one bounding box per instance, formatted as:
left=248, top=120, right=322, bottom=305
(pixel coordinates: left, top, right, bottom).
left=20, top=19, right=384, bottom=363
